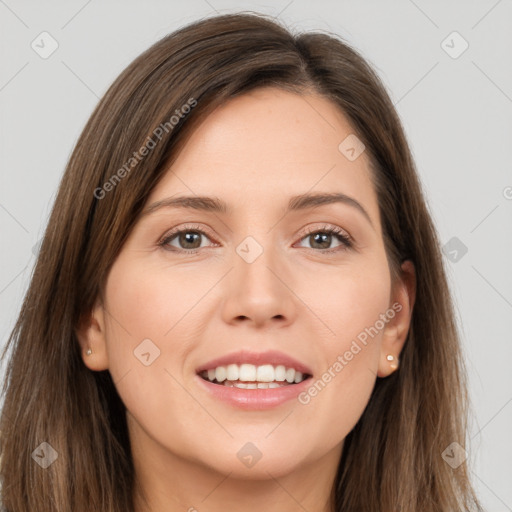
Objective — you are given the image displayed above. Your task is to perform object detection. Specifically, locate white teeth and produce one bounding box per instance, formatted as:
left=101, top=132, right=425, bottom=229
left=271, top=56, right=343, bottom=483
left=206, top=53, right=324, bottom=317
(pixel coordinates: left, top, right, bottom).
left=215, top=366, right=227, bottom=382
left=201, top=363, right=308, bottom=385
left=230, top=381, right=286, bottom=389
left=239, top=364, right=257, bottom=381
left=285, top=368, right=295, bottom=383
left=226, top=364, right=239, bottom=381
left=256, top=364, right=275, bottom=382
left=275, top=365, right=286, bottom=381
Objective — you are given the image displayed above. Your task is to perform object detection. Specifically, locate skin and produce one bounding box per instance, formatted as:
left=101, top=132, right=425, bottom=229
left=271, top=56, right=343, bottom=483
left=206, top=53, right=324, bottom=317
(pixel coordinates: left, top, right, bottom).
left=77, top=87, right=416, bottom=512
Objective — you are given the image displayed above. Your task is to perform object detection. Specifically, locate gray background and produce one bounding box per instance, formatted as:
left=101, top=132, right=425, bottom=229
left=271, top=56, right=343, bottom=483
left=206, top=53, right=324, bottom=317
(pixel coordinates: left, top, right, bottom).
left=1, top=0, right=511, bottom=509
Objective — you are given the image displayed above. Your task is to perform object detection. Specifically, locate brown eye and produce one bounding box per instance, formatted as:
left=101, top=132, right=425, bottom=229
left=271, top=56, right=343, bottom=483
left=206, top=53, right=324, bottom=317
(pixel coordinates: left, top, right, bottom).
left=296, top=226, right=353, bottom=252
left=307, top=232, right=334, bottom=250
left=174, top=231, right=204, bottom=249
left=159, top=225, right=215, bottom=252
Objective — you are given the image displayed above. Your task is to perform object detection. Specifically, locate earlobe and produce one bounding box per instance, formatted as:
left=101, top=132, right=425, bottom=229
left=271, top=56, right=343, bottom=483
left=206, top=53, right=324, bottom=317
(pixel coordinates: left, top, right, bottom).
left=377, top=259, right=416, bottom=378
left=75, top=302, right=109, bottom=371
left=376, top=324, right=401, bottom=378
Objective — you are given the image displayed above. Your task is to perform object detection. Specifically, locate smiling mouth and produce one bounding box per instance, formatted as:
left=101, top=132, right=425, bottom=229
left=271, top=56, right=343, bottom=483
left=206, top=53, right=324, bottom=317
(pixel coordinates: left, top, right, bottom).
left=198, top=363, right=312, bottom=389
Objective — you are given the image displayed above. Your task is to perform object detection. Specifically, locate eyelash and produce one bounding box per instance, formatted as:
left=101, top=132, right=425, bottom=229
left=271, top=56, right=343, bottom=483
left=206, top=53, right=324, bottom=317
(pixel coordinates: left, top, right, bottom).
left=157, top=223, right=353, bottom=255
left=298, top=225, right=353, bottom=253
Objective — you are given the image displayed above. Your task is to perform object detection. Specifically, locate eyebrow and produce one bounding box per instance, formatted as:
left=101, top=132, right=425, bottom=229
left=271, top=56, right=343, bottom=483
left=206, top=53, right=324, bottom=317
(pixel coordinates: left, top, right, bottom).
left=141, top=192, right=374, bottom=229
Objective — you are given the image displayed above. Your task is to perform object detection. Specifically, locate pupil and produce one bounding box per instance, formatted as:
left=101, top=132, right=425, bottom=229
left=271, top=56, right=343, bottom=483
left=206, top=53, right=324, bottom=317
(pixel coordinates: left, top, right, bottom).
left=180, top=232, right=200, bottom=248
left=312, top=233, right=330, bottom=249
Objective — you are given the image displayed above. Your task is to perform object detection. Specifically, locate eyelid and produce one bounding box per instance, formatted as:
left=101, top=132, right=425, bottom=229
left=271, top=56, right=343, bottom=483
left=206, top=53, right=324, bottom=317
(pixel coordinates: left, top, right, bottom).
left=157, top=223, right=217, bottom=246
left=298, top=223, right=351, bottom=241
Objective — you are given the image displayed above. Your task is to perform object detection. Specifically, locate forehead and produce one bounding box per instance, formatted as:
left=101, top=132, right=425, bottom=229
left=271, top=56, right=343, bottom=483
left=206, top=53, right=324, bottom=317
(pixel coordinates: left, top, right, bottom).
left=147, top=87, right=378, bottom=221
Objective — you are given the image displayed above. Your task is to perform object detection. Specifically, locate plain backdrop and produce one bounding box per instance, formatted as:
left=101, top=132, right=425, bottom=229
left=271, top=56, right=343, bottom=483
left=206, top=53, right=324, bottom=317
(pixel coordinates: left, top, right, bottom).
left=1, top=1, right=511, bottom=510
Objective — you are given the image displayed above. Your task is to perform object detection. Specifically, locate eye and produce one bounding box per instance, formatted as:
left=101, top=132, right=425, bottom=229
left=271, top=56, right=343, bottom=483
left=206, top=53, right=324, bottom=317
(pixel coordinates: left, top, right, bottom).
left=295, top=224, right=353, bottom=253
left=158, top=223, right=353, bottom=254
left=158, top=224, right=217, bottom=253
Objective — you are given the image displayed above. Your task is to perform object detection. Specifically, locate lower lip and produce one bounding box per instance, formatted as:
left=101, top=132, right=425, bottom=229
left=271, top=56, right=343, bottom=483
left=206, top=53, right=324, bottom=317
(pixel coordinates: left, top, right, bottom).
left=195, top=375, right=312, bottom=410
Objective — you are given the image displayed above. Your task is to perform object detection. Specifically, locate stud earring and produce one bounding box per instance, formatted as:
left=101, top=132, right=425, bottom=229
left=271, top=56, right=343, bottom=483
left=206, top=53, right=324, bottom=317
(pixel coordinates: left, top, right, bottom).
left=386, top=354, right=399, bottom=370
left=86, top=348, right=92, bottom=356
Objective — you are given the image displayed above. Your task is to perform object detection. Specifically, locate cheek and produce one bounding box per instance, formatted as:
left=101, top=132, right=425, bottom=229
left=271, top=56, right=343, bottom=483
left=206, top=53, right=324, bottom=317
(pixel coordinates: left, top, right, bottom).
left=101, top=257, right=220, bottom=400
left=103, top=257, right=214, bottom=351
left=100, top=260, right=209, bottom=444
left=296, top=259, right=390, bottom=434
left=304, top=255, right=391, bottom=348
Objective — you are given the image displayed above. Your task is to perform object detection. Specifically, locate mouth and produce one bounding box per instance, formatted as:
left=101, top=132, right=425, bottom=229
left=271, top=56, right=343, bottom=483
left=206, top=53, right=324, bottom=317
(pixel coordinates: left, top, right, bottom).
left=198, top=363, right=312, bottom=389
left=194, top=350, right=314, bottom=409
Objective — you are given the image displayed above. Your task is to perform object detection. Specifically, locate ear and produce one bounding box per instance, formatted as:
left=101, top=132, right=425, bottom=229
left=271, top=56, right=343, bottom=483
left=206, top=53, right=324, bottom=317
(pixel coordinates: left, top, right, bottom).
left=377, top=259, right=416, bottom=378
left=75, top=298, right=110, bottom=371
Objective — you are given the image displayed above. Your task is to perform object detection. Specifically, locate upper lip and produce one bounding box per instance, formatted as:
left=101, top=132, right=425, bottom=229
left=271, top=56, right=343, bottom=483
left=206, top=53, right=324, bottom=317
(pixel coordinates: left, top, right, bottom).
left=196, top=350, right=313, bottom=376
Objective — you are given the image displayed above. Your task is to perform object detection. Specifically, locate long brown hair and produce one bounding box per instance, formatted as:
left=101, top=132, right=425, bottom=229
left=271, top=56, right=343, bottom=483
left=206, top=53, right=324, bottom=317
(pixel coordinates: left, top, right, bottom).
left=0, top=12, right=483, bottom=511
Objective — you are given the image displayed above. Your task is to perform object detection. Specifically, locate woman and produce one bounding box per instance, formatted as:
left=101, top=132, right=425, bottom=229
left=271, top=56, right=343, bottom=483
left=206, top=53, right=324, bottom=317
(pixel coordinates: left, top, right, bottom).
left=0, top=12, right=483, bottom=512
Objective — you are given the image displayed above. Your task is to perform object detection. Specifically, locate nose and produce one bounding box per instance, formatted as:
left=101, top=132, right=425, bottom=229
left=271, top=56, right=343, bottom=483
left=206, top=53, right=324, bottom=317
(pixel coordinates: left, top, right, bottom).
left=220, top=243, right=297, bottom=329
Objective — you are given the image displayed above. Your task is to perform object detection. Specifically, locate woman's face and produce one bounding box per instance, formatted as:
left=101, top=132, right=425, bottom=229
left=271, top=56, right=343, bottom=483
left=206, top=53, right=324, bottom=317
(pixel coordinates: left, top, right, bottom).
left=80, top=87, right=414, bottom=486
